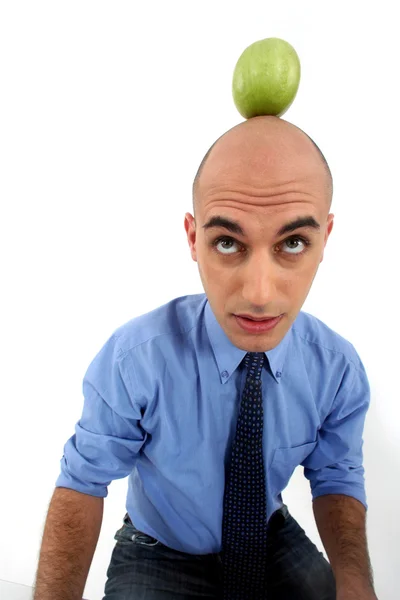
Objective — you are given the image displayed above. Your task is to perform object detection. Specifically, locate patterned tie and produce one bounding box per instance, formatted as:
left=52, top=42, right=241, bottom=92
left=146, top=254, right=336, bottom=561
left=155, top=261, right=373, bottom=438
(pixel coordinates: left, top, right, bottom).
left=222, top=352, right=268, bottom=599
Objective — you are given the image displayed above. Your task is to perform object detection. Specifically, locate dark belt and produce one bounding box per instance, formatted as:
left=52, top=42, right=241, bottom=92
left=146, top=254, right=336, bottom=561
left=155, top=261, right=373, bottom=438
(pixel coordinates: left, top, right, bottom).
left=123, top=503, right=289, bottom=543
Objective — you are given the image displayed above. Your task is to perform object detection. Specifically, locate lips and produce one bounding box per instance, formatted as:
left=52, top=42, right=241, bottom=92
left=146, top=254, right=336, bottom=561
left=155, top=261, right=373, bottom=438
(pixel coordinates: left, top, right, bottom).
left=236, top=314, right=278, bottom=321
left=235, top=314, right=283, bottom=333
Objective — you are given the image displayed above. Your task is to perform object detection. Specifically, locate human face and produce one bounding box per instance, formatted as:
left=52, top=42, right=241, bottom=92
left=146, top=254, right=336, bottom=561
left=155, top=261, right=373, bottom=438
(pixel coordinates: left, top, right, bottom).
left=185, top=122, right=334, bottom=352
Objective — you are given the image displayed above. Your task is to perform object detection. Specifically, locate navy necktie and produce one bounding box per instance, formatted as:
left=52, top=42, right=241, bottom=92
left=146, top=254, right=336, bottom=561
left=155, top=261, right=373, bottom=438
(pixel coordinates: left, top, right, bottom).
left=222, top=352, right=268, bottom=599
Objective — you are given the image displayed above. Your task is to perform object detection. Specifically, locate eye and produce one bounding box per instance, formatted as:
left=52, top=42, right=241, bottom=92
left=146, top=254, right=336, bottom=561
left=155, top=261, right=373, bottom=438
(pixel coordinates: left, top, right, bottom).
left=212, top=237, right=242, bottom=255
left=212, top=235, right=311, bottom=256
left=281, top=236, right=310, bottom=255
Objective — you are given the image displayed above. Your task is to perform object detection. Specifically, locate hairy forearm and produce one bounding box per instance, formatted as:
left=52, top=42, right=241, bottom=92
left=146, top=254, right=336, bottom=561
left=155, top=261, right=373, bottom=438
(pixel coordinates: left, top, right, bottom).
left=33, top=487, right=103, bottom=600
left=313, top=494, right=376, bottom=595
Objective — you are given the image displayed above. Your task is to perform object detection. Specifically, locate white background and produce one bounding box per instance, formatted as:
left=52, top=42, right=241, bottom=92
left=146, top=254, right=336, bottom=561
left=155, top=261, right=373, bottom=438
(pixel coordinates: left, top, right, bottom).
left=1, top=1, right=399, bottom=599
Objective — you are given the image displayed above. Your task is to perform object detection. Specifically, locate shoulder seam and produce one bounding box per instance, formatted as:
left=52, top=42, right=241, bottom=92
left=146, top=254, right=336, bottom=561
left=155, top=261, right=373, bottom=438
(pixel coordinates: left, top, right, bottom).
left=292, top=326, right=362, bottom=373
left=115, top=323, right=199, bottom=359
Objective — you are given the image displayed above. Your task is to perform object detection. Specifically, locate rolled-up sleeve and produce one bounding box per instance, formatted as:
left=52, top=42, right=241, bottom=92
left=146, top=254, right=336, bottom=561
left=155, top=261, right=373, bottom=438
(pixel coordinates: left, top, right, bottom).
left=55, top=333, right=146, bottom=497
left=302, top=355, right=371, bottom=510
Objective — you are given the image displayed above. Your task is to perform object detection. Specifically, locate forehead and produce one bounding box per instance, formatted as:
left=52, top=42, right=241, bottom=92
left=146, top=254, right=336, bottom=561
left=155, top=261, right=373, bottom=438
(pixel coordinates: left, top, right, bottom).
left=198, top=135, right=326, bottom=198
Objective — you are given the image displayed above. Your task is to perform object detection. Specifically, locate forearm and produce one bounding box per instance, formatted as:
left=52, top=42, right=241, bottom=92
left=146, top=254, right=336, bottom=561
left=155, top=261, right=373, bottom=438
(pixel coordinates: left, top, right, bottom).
left=33, top=487, right=103, bottom=600
left=313, top=494, right=376, bottom=597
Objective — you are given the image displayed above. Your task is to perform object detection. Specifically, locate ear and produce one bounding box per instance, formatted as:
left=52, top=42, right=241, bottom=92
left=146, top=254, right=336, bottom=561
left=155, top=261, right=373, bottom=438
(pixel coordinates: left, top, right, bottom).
left=320, top=214, right=334, bottom=264
left=184, top=213, right=198, bottom=262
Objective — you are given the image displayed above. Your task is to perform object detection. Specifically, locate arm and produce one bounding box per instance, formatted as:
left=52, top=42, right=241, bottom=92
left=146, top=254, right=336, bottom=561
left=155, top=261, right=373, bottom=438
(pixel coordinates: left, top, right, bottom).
left=300, top=353, right=376, bottom=597
left=313, top=493, right=377, bottom=598
left=36, top=334, right=144, bottom=598
left=33, top=487, right=103, bottom=600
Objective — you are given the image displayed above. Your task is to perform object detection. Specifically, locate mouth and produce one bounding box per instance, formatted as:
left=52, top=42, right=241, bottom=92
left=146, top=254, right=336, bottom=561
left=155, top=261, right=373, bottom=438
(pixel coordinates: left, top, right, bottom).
left=234, top=313, right=284, bottom=334
left=235, top=314, right=280, bottom=321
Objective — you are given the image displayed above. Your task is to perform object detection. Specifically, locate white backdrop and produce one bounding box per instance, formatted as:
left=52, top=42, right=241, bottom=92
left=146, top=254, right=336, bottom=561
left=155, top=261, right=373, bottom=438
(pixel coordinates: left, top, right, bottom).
left=1, top=2, right=399, bottom=599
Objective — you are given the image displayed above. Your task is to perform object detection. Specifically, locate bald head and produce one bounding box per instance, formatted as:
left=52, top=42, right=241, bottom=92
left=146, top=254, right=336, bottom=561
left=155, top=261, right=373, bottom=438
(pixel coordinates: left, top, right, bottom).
left=192, top=116, right=333, bottom=219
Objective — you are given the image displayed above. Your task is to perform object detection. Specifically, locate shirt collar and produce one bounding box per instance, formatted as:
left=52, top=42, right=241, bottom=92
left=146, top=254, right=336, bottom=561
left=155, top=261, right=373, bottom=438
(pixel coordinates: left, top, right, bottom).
left=204, top=298, right=293, bottom=384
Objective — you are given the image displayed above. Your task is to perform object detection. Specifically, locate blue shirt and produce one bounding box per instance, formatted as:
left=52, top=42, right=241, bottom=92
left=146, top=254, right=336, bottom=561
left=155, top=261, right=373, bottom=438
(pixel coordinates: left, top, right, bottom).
left=56, top=293, right=370, bottom=554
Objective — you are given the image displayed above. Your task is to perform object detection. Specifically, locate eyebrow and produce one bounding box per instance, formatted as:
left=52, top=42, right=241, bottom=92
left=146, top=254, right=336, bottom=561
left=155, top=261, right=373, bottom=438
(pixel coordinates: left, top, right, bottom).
left=202, top=215, right=321, bottom=237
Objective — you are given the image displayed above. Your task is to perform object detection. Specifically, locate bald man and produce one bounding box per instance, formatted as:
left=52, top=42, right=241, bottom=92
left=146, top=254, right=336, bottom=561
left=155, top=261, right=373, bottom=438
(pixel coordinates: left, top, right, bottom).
left=34, top=116, right=376, bottom=600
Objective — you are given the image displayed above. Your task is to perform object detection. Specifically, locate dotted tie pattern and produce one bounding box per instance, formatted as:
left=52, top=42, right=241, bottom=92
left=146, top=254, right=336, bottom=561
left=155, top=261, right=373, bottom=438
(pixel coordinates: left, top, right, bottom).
left=222, top=352, right=267, bottom=599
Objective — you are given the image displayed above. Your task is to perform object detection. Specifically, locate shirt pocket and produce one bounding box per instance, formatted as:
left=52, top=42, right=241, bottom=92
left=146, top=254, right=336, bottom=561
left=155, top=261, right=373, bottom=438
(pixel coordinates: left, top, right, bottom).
left=269, top=441, right=318, bottom=493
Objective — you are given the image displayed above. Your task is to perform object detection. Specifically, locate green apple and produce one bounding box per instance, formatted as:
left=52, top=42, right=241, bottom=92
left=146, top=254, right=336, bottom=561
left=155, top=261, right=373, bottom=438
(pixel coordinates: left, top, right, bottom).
left=232, top=37, right=301, bottom=118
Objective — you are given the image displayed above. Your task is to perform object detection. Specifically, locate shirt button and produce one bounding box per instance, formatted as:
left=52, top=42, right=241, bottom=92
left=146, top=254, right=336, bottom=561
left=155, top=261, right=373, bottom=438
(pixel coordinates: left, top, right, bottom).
left=221, top=370, right=229, bottom=378
left=276, top=371, right=282, bottom=378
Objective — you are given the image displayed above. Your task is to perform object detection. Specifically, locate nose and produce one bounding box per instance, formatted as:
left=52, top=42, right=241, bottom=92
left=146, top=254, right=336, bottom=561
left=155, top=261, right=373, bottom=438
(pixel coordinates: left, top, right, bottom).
left=240, top=254, right=278, bottom=307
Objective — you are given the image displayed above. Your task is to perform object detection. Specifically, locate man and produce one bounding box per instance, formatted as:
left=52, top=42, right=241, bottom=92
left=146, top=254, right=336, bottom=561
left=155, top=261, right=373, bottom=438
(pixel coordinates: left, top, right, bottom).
left=33, top=116, right=377, bottom=600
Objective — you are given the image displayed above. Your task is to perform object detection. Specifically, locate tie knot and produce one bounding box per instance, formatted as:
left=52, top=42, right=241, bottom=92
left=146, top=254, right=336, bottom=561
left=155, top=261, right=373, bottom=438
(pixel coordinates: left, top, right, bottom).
left=243, top=352, right=265, bottom=379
